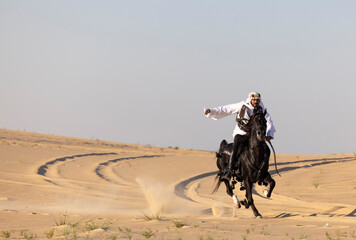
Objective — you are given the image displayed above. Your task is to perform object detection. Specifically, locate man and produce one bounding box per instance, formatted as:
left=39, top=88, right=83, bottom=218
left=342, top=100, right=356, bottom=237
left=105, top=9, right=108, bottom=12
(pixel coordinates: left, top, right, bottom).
left=204, top=92, right=276, bottom=180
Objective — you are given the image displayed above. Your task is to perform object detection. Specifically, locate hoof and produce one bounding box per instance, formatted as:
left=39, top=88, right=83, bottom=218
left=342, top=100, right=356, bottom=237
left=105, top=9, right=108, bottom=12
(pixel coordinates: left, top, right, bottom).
left=241, top=200, right=249, bottom=209
left=264, top=189, right=268, bottom=197
left=240, top=199, right=248, bottom=208
left=256, top=215, right=263, bottom=219
left=232, top=195, right=241, bottom=208
left=264, top=189, right=272, bottom=198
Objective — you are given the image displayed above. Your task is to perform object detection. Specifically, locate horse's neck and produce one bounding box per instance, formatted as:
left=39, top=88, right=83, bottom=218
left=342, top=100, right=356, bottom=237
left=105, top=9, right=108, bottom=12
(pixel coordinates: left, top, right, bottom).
left=248, top=135, right=264, bottom=161
left=248, top=134, right=259, bottom=149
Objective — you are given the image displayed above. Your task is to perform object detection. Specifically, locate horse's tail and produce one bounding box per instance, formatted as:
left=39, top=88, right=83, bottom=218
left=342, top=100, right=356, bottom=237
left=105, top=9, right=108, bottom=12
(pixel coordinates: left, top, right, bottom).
left=212, top=139, right=229, bottom=194
left=211, top=174, right=222, bottom=194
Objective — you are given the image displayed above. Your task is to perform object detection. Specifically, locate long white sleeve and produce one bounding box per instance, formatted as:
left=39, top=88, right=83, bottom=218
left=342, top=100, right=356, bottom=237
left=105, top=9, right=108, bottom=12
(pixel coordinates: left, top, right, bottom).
left=205, top=100, right=276, bottom=139
left=205, top=101, right=244, bottom=120
left=265, top=112, right=276, bottom=138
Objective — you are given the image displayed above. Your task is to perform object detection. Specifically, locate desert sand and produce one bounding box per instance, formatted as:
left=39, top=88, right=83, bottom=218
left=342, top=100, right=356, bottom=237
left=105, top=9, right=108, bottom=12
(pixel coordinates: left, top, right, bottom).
left=0, top=129, right=355, bottom=240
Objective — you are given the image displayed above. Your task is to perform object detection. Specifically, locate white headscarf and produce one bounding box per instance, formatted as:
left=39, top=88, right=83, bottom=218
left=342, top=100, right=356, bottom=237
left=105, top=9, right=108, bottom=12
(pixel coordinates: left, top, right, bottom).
left=245, top=92, right=265, bottom=110
left=247, top=92, right=261, bottom=100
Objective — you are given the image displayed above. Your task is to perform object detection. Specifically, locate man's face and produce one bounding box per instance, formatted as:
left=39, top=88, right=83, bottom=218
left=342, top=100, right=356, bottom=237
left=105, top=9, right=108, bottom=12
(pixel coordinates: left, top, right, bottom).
left=251, top=99, right=260, bottom=108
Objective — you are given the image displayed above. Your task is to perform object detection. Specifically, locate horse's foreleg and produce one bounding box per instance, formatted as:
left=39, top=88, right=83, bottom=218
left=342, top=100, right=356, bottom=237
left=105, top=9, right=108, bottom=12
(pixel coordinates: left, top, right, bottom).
left=242, top=180, right=251, bottom=208
left=223, top=180, right=241, bottom=208
left=233, top=194, right=241, bottom=208
left=223, top=179, right=233, bottom=197
left=244, top=179, right=262, bottom=218
left=262, top=173, right=275, bottom=198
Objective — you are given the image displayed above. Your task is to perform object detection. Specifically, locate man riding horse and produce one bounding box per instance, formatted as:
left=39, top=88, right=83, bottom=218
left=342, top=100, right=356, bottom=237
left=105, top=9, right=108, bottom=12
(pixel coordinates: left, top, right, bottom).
left=204, top=92, right=276, bottom=181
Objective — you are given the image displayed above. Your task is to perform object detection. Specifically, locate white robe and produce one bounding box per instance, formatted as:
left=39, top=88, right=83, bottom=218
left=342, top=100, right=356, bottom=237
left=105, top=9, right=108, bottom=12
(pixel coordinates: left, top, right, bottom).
left=205, top=98, right=276, bottom=138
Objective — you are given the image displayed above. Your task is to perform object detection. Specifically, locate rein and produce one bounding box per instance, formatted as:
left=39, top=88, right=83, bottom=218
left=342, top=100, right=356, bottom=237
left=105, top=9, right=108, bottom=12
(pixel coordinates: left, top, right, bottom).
left=267, top=139, right=281, bottom=177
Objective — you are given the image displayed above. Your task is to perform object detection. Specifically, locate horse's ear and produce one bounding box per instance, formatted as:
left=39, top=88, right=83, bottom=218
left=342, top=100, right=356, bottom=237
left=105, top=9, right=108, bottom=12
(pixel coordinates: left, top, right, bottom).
left=264, top=108, right=267, bottom=116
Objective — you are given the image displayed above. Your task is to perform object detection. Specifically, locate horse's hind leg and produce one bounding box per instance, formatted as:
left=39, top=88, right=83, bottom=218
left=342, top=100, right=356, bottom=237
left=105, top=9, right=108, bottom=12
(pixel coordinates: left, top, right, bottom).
left=223, top=179, right=241, bottom=208
left=263, top=173, right=275, bottom=198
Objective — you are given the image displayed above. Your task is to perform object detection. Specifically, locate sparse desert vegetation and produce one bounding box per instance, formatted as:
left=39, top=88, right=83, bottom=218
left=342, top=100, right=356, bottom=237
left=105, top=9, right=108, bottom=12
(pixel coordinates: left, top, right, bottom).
left=141, top=211, right=166, bottom=221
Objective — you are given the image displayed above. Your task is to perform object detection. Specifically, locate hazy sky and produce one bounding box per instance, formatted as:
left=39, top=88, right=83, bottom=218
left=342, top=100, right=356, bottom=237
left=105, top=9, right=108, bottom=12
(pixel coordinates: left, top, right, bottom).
left=1, top=1, right=355, bottom=154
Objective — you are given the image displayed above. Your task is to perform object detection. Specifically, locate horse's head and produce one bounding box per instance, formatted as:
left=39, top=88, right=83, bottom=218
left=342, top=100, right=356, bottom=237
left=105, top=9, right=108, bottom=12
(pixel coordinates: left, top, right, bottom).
left=249, top=107, right=267, bottom=142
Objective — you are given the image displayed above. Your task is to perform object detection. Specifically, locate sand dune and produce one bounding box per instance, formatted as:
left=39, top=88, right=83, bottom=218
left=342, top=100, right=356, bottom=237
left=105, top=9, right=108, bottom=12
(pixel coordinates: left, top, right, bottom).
left=0, top=129, right=355, bottom=239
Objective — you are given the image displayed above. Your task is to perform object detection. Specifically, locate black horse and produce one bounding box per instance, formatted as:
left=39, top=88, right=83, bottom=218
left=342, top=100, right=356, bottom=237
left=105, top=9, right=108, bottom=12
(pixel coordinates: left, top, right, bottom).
left=212, top=107, right=275, bottom=218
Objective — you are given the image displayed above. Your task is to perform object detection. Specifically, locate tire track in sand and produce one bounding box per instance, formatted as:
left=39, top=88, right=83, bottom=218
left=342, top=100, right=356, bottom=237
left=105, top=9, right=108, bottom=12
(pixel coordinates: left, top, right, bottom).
left=94, top=155, right=164, bottom=185
left=174, top=171, right=217, bottom=202
left=35, top=153, right=164, bottom=204
left=37, top=152, right=118, bottom=176
left=35, top=152, right=120, bottom=194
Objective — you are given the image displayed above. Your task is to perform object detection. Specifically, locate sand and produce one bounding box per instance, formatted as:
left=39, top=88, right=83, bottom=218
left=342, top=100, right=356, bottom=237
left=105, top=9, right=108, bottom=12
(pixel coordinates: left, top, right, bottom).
left=0, top=129, right=355, bottom=239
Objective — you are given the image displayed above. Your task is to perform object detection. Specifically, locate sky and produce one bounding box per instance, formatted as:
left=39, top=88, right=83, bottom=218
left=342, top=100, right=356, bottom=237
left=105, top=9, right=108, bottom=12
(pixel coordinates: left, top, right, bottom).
left=0, top=1, right=355, bottom=154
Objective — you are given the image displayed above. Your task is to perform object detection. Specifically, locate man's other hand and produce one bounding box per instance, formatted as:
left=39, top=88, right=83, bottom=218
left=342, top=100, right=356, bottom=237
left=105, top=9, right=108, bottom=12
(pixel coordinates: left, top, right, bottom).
left=266, top=136, right=273, bottom=141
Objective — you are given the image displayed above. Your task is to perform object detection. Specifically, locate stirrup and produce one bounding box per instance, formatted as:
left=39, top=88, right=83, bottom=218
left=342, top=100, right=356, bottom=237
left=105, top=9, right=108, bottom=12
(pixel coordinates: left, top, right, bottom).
left=240, top=182, right=245, bottom=191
